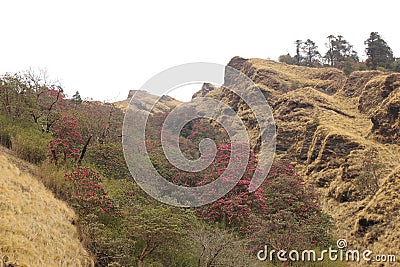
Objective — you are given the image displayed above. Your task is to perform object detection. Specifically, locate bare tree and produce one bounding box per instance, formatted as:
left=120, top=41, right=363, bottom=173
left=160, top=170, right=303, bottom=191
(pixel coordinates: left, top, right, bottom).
left=190, top=225, right=252, bottom=267
left=22, top=69, right=65, bottom=132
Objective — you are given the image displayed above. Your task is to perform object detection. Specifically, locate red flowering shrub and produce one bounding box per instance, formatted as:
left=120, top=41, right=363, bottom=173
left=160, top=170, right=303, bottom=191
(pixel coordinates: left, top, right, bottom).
left=194, top=149, right=331, bottom=251
left=192, top=142, right=261, bottom=228
left=250, top=160, right=331, bottom=250
left=49, top=114, right=84, bottom=163
left=64, top=166, right=122, bottom=217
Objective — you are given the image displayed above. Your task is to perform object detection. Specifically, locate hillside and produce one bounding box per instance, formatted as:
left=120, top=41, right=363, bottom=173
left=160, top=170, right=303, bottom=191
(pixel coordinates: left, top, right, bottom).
left=0, top=148, right=92, bottom=267
left=193, top=57, right=400, bottom=264
left=1, top=57, right=398, bottom=266
left=115, top=89, right=181, bottom=113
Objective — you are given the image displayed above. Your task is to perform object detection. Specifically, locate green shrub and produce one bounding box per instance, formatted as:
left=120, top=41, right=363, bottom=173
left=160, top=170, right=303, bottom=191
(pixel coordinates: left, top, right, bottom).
left=390, top=60, right=400, bottom=72
left=0, top=114, right=50, bottom=164
left=312, top=116, right=320, bottom=126
left=12, top=128, right=50, bottom=164
left=85, top=143, right=131, bottom=180
left=0, top=115, right=13, bottom=149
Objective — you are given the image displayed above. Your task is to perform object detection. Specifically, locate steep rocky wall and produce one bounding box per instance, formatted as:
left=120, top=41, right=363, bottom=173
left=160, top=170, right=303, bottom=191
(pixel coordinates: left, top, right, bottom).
left=358, top=73, right=400, bottom=115
left=339, top=71, right=400, bottom=144
left=371, top=85, right=400, bottom=144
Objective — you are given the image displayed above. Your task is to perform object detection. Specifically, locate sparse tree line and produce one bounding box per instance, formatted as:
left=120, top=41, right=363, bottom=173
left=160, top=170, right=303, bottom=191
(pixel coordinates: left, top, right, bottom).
left=279, top=32, right=399, bottom=74
left=0, top=69, right=123, bottom=144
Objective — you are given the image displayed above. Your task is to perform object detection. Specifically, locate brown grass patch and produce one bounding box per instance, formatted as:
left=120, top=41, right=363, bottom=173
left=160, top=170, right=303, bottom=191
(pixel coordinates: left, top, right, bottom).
left=0, top=151, right=92, bottom=266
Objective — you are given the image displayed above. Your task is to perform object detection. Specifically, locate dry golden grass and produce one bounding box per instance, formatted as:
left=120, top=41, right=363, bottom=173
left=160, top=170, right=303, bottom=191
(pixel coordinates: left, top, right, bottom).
left=114, top=90, right=181, bottom=113
left=269, top=68, right=400, bottom=267
left=0, top=150, right=92, bottom=267
left=245, top=58, right=346, bottom=94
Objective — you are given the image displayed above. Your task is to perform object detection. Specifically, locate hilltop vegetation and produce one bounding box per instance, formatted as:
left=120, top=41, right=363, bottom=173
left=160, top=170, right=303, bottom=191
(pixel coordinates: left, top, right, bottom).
left=279, top=32, right=400, bottom=74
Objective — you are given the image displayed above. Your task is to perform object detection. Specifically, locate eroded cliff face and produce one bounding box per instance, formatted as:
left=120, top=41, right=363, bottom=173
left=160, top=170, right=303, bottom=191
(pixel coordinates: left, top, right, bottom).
left=196, top=57, right=400, bottom=262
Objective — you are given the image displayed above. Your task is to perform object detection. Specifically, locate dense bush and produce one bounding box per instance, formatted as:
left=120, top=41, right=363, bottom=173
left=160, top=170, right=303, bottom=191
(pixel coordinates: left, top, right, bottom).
left=49, top=114, right=84, bottom=163
left=193, top=146, right=332, bottom=251
left=250, top=161, right=332, bottom=250
left=0, top=115, right=50, bottom=163
left=85, top=142, right=130, bottom=180
left=64, top=166, right=122, bottom=217
left=78, top=178, right=199, bottom=266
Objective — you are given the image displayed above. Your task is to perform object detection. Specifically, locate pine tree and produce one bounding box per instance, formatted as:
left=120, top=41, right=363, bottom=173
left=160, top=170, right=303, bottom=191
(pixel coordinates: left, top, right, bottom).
left=301, top=39, right=321, bottom=67
left=365, top=32, right=394, bottom=70
left=294, top=40, right=303, bottom=65
left=325, top=35, right=359, bottom=68
left=72, top=91, right=82, bottom=105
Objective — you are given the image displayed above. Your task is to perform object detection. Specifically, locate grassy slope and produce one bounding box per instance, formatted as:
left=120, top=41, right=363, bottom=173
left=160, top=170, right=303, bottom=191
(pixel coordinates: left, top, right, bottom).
left=0, top=148, right=92, bottom=267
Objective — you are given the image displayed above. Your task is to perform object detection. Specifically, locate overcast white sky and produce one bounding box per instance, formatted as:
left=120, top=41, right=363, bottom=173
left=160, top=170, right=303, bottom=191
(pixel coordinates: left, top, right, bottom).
left=1, top=0, right=399, bottom=102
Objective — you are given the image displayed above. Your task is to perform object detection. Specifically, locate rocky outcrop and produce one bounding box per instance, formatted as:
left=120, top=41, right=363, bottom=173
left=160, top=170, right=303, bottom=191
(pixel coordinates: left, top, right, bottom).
left=370, top=78, right=400, bottom=144
left=373, top=105, right=399, bottom=145
left=338, top=71, right=400, bottom=144
left=358, top=73, right=400, bottom=114
left=115, top=89, right=181, bottom=114
left=350, top=166, right=400, bottom=255
left=192, top=83, right=219, bottom=99
left=339, top=70, right=382, bottom=98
